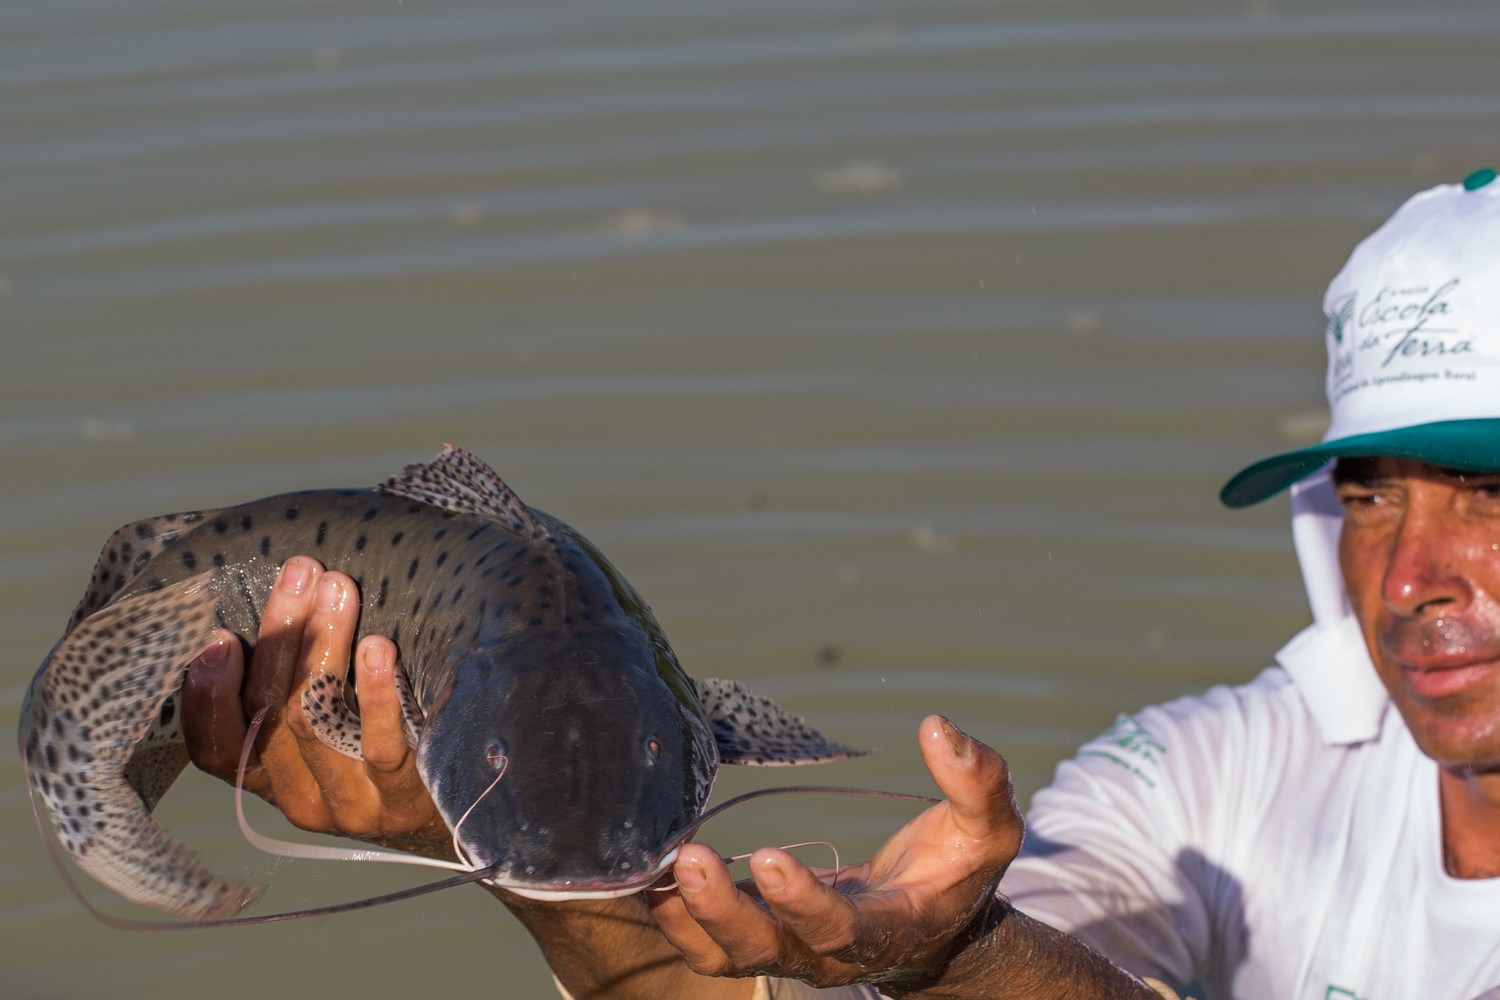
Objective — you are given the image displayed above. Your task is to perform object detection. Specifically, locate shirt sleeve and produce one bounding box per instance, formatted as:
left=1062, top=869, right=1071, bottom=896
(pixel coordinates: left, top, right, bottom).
left=1000, top=668, right=1294, bottom=989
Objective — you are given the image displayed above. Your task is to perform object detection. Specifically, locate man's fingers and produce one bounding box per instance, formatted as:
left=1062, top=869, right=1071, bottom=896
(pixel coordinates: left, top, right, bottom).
left=182, top=630, right=265, bottom=791
left=918, top=714, right=1021, bottom=849
left=353, top=635, right=435, bottom=823
left=282, top=571, right=364, bottom=813
left=652, top=846, right=780, bottom=976
left=242, top=556, right=322, bottom=717
left=354, top=636, right=411, bottom=772
left=746, top=848, right=866, bottom=959
left=245, top=557, right=335, bottom=828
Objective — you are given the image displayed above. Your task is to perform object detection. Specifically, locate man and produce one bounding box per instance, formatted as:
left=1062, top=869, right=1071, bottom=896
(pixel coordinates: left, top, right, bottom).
left=183, top=169, right=1500, bottom=997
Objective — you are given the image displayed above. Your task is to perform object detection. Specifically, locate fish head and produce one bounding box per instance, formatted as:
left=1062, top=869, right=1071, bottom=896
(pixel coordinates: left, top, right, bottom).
left=415, top=629, right=719, bottom=899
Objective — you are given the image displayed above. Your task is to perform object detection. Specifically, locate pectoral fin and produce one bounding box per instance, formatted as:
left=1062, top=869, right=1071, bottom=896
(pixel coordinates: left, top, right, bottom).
left=696, top=677, right=869, bottom=766
left=302, top=668, right=423, bottom=760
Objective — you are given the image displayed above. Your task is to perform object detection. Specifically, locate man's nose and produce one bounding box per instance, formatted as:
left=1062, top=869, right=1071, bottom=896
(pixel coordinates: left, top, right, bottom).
left=1381, top=507, right=1472, bottom=618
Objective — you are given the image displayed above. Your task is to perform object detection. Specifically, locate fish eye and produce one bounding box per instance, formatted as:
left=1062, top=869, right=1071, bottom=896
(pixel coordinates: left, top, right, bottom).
left=645, top=736, right=661, bottom=762
left=485, top=739, right=508, bottom=771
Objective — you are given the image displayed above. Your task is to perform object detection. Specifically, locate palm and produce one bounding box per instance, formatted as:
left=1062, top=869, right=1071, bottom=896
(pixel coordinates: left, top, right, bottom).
left=652, top=715, right=1023, bottom=989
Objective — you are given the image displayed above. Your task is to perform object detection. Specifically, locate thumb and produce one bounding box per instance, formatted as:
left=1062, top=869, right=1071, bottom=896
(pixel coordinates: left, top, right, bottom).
left=917, top=715, right=1021, bottom=847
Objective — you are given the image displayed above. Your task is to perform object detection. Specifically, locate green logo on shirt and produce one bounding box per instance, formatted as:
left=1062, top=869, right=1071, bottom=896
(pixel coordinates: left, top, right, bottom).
left=1079, top=714, right=1166, bottom=787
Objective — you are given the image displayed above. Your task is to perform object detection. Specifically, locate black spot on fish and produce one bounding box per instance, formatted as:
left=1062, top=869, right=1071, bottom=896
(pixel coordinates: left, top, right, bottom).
left=363, top=508, right=379, bottom=521
left=377, top=577, right=389, bottom=608
left=181, top=551, right=198, bottom=570
left=407, top=559, right=420, bottom=581
left=355, top=534, right=367, bottom=552
left=159, top=697, right=175, bottom=726
left=391, top=531, right=405, bottom=546
left=316, top=521, right=328, bottom=546
left=240, top=514, right=253, bottom=531
left=212, top=553, right=225, bottom=568
left=434, top=528, right=447, bottom=541
left=146, top=578, right=165, bottom=592
left=285, top=506, right=299, bottom=521
left=260, top=536, right=272, bottom=557
left=466, top=525, right=487, bottom=541
left=436, top=550, right=448, bottom=567
left=213, top=519, right=228, bottom=534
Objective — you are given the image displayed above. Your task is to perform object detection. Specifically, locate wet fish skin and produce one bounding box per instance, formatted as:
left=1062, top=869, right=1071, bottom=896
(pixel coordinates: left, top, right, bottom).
left=21, top=447, right=863, bottom=919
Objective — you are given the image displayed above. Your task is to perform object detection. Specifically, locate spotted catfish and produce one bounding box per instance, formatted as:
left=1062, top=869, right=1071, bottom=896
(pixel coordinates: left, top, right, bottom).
left=20, top=446, right=864, bottom=919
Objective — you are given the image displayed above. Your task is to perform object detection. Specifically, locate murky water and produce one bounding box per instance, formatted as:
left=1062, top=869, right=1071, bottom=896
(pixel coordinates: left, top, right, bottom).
left=4, top=1, right=1498, bottom=996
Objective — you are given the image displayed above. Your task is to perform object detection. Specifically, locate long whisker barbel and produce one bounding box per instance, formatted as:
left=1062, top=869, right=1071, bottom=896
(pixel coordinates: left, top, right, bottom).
left=21, top=730, right=504, bottom=931
left=450, top=756, right=509, bottom=868
left=679, top=784, right=940, bottom=844
left=234, top=707, right=473, bottom=875
left=30, top=701, right=941, bottom=929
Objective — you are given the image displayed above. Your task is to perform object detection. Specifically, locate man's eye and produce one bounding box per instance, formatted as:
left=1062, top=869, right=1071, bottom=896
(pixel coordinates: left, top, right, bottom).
left=1336, top=488, right=1383, bottom=508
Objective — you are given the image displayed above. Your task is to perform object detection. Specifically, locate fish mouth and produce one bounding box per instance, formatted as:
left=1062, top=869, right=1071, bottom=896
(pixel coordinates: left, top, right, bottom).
left=483, top=847, right=681, bottom=901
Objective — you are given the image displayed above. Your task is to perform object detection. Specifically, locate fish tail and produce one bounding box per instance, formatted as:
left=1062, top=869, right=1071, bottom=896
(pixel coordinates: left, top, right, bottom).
left=22, top=571, right=263, bottom=919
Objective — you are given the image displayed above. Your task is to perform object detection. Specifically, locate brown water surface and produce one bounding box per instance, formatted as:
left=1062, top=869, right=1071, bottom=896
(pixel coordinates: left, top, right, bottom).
left=4, top=1, right=1498, bottom=996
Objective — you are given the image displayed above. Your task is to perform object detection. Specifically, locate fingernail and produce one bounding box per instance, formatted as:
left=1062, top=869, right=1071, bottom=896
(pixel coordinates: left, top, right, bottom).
left=676, top=859, right=706, bottom=893
left=940, top=716, right=971, bottom=759
left=315, top=573, right=344, bottom=612
left=754, top=855, right=788, bottom=894
left=363, top=639, right=392, bottom=674
left=200, top=635, right=231, bottom=668
left=279, top=557, right=314, bottom=595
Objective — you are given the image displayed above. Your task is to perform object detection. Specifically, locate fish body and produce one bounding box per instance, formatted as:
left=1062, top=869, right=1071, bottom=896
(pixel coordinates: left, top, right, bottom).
left=21, top=447, right=861, bottom=918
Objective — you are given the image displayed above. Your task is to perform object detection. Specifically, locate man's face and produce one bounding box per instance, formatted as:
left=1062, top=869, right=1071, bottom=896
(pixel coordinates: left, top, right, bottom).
left=1336, top=456, right=1500, bottom=771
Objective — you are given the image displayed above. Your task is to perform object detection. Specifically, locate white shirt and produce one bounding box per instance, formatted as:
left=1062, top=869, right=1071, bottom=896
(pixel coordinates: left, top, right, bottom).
left=1003, top=662, right=1500, bottom=998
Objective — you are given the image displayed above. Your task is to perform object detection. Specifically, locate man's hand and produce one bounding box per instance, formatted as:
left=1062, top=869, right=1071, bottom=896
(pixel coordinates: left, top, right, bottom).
left=648, top=715, right=1024, bottom=995
left=180, top=556, right=449, bottom=853
left=176, top=557, right=1148, bottom=999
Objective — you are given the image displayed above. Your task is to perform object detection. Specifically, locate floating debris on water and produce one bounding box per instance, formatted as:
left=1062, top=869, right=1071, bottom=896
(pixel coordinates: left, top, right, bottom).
left=814, top=158, right=905, bottom=197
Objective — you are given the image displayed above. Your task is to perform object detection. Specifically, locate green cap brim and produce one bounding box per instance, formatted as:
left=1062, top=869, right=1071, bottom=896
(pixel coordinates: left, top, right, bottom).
left=1220, top=418, right=1500, bottom=508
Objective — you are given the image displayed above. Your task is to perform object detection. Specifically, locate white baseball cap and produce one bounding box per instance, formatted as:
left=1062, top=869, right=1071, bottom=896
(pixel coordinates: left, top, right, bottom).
left=1221, top=168, right=1500, bottom=508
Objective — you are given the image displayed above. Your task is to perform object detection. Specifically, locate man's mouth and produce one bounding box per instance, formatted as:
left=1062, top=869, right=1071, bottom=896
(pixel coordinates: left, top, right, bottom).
left=1383, top=617, right=1500, bottom=700
left=1399, top=660, right=1500, bottom=700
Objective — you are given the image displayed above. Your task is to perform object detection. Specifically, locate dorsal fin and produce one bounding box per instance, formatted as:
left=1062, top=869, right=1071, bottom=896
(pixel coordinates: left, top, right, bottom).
left=375, top=445, right=553, bottom=538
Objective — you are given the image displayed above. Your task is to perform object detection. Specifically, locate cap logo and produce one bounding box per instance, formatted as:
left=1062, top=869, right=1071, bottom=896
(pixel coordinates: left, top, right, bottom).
left=1326, top=291, right=1355, bottom=345
left=1330, top=278, right=1474, bottom=399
